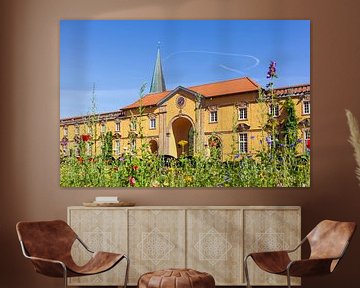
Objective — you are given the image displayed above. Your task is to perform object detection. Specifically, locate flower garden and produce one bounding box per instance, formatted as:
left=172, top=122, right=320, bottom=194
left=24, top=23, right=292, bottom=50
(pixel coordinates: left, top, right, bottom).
left=60, top=62, right=310, bottom=188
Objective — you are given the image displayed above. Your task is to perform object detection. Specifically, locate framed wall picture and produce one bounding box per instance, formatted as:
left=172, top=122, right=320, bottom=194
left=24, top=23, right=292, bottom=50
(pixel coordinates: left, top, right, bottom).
left=60, top=20, right=310, bottom=188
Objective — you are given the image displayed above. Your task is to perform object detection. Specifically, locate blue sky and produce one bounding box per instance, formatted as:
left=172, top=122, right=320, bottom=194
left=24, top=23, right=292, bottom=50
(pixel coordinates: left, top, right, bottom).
left=60, top=20, right=310, bottom=118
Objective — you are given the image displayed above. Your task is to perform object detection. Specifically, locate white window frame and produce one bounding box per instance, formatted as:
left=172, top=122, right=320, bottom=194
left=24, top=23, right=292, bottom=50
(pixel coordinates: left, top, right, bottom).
left=75, top=145, right=80, bottom=157
left=63, top=126, right=68, bottom=137
left=303, top=100, right=310, bottom=115
left=75, top=125, right=80, bottom=135
left=149, top=118, right=156, bottom=129
left=101, top=123, right=106, bottom=134
left=130, top=120, right=137, bottom=131
left=86, top=142, right=92, bottom=156
left=114, top=140, right=120, bottom=155
left=269, top=104, right=280, bottom=117
left=304, top=129, right=310, bottom=151
left=130, top=138, right=136, bottom=151
left=238, top=107, right=248, bottom=120
left=239, top=133, right=248, bottom=153
left=62, top=143, right=68, bottom=155
left=115, top=122, right=121, bottom=132
left=209, top=111, right=218, bottom=123
left=267, top=134, right=276, bottom=149
left=87, top=125, right=93, bottom=135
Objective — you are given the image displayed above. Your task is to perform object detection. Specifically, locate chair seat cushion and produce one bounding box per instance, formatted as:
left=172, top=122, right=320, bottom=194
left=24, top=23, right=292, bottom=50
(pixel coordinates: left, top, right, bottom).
left=67, top=252, right=124, bottom=276
left=138, top=268, right=215, bottom=288
left=250, top=251, right=291, bottom=274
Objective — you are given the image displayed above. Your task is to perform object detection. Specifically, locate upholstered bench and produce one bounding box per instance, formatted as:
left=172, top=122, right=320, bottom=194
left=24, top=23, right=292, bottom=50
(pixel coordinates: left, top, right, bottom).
left=138, top=268, right=215, bottom=288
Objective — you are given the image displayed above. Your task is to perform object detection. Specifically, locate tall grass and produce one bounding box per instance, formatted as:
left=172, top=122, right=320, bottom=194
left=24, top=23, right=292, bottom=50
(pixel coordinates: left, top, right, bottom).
left=60, top=62, right=310, bottom=188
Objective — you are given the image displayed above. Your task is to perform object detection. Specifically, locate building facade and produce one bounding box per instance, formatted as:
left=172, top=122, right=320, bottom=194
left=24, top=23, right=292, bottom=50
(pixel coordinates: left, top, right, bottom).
left=60, top=49, right=310, bottom=160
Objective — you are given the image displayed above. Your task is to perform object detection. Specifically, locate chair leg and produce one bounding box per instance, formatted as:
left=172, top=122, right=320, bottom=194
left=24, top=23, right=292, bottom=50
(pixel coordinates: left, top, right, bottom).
left=244, top=255, right=252, bottom=288
left=123, top=255, right=130, bottom=288
left=286, top=269, right=292, bottom=288
left=62, top=265, right=68, bottom=288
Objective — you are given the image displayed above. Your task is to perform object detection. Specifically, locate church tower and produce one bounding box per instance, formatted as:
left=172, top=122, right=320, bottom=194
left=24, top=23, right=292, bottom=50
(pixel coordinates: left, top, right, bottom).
left=149, top=46, right=166, bottom=93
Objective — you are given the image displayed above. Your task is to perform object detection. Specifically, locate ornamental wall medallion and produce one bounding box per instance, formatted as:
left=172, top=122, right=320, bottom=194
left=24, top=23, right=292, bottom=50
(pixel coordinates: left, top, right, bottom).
left=176, top=96, right=186, bottom=109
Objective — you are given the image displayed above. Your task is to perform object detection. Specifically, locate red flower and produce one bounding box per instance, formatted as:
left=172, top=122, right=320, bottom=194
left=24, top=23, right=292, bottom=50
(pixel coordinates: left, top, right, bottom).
left=77, top=157, right=84, bottom=163
left=306, top=139, right=311, bottom=149
left=129, top=176, right=136, bottom=186
left=81, top=134, right=91, bottom=142
left=133, top=165, right=139, bottom=171
left=209, top=141, right=217, bottom=147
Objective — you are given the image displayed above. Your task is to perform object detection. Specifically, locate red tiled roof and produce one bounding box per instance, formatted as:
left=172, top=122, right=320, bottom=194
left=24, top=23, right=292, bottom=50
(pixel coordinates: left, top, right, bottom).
left=122, top=90, right=169, bottom=110
left=122, top=77, right=260, bottom=110
left=275, top=84, right=310, bottom=97
left=189, top=77, right=259, bottom=97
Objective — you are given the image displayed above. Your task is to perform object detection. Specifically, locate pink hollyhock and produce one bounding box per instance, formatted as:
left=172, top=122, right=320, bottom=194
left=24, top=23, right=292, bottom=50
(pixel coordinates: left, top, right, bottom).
left=129, top=176, right=136, bottom=186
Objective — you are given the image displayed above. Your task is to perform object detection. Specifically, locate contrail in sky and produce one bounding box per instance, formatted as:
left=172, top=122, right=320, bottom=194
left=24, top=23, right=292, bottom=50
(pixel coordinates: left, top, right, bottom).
left=163, top=50, right=260, bottom=71
left=219, top=64, right=244, bottom=74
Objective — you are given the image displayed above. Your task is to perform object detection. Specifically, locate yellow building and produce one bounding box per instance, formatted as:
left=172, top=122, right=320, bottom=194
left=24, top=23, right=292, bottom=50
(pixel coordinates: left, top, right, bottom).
left=60, top=49, right=310, bottom=160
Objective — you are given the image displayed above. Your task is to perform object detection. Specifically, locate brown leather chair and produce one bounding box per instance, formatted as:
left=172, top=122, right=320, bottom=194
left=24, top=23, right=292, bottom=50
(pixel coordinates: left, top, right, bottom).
left=244, top=220, right=356, bottom=288
left=16, top=220, right=129, bottom=288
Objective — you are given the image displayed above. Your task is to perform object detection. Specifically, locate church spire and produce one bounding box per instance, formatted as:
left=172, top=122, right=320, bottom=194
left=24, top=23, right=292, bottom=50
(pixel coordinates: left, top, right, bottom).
left=149, top=44, right=166, bottom=93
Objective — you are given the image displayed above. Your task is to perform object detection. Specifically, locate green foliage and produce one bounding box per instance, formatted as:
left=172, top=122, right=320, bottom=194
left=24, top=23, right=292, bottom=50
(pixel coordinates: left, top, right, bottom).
left=282, top=97, right=298, bottom=151
left=60, top=61, right=310, bottom=188
left=101, top=131, right=113, bottom=160
left=60, top=146, right=310, bottom=187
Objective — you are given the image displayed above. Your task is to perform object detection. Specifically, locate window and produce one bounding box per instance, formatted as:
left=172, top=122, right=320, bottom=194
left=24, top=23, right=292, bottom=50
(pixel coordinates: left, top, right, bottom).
left=75, top=145, right=80, bottom=157
left=115, top=122, right=120, bottom=132
left=269, top=104, right=280, bottom=117
left=130, top=120, right=137, bottom=131
left=62, top=143, right=68, bottom=155
left=86, top=142, right=92, bottom=156
left=238, top=107, right=248, bottom=120
left=150, top=118, right=156, bottom=129
left=239, top=133, right=248, bottom=153
left=87, top=125, right=93, bottom=135
left=63, top=126, right=68, bottom=137
left=304, top=129, right=310, bottom=151
left=130, top=138, right=136, bottom=151
left=209, top=111, right=218, bottom=123
left=114, top=140, right=120, bottom=155
left=303, top=100, right=310, bottom=115
left=267, top=134, right=276, bottom=148
left=101, top=123, right=106, bottom=134
left=75, top=125, right=80, bottom=135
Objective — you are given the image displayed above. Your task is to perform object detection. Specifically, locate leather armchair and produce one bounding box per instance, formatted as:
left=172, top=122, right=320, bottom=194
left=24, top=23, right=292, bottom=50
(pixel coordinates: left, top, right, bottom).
left=244, top=220, right=356, bottom=288
left=16, top=220, right=129, bottom=288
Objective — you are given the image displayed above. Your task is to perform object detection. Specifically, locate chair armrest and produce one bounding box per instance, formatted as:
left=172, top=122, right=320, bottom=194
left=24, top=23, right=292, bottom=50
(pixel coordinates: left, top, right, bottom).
left=25, top=255, right=67, bottom=278
left=287, top=258, right=335, bottom=277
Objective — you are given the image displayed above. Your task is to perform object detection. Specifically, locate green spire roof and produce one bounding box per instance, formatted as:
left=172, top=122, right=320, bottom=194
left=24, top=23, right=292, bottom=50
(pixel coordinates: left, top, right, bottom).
left=149, top=47, right=166, bottom=93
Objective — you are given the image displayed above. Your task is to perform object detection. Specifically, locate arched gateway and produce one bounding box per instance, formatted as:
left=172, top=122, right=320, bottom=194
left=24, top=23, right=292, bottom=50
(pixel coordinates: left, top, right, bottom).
left=168, top=115, right=194, bottom=158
